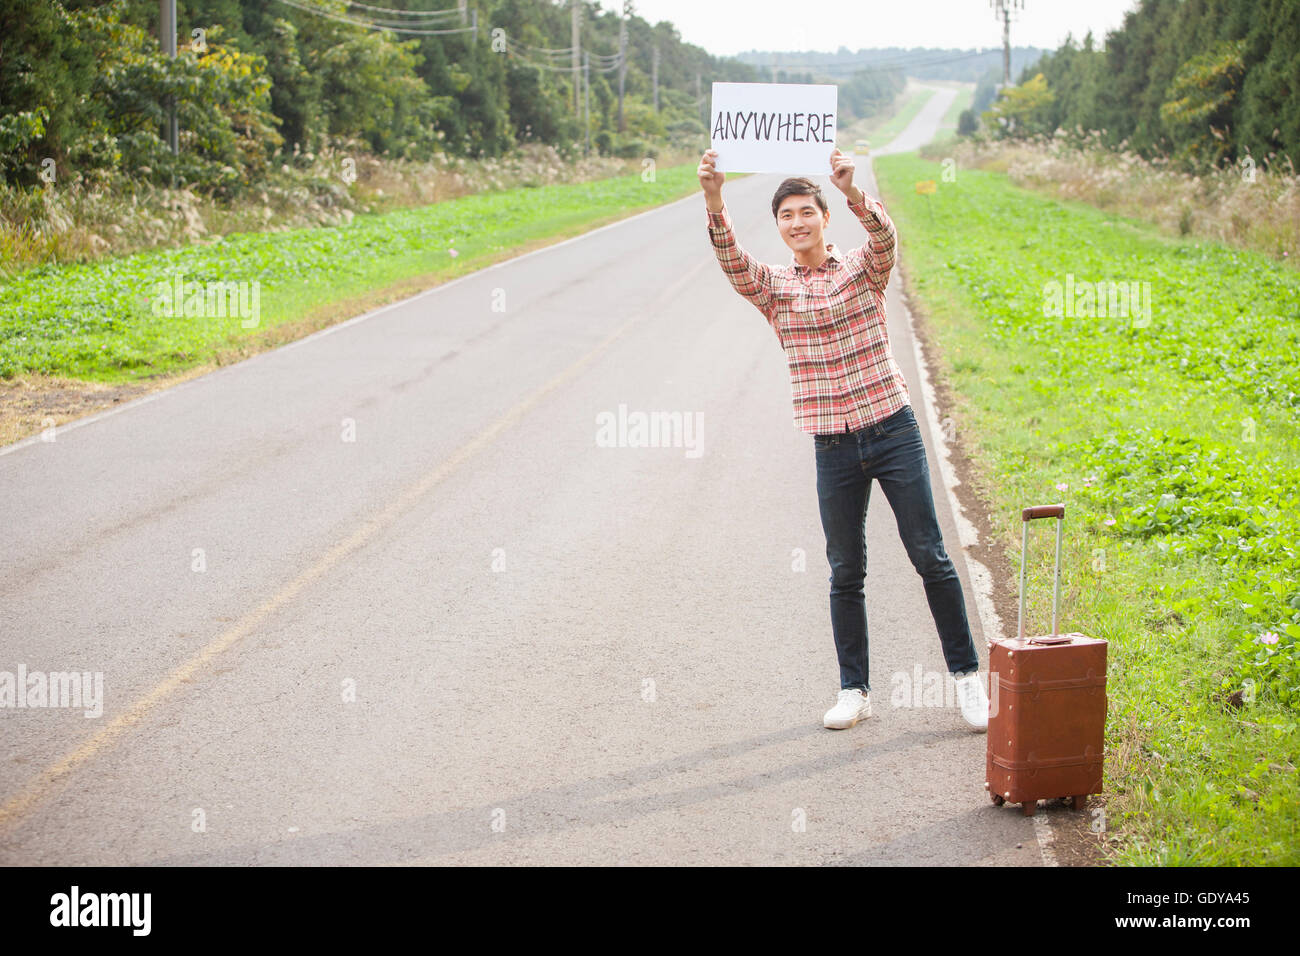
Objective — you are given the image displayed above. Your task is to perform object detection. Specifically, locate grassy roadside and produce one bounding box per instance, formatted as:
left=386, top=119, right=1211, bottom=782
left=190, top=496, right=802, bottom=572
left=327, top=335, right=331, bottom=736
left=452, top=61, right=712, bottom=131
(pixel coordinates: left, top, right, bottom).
left=0, top=162, right=709, bottom=446
left=0, top=164, right=702, bottom=387
left=916, top=86, right=975, bottom=159
left=874, top=152, right=1300, bottom=864
left=1, top=142, right=682, bottom=276
left=865, top=87, right=937, bottom=149
left=935, top=86, right=974, bottom=139
left=930, top=136, right=1299, bottom=266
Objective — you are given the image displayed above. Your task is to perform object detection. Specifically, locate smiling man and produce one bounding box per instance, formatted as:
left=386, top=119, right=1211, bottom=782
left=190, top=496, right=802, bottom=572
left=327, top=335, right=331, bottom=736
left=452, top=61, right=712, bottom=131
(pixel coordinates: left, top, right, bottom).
left=698, top=146, right=990, bottom=732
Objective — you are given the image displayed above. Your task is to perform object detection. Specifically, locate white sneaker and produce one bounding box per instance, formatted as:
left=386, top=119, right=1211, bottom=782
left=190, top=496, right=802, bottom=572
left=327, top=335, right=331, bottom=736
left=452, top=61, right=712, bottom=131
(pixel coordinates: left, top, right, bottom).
left=823, top=688, right=871, bottom=729
left=954, top=672, right=989, bottom=731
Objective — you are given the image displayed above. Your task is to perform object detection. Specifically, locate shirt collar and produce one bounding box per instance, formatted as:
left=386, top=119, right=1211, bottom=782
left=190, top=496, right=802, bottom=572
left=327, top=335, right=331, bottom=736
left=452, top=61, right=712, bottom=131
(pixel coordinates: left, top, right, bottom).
left=791, top=242, right=843, bottom=274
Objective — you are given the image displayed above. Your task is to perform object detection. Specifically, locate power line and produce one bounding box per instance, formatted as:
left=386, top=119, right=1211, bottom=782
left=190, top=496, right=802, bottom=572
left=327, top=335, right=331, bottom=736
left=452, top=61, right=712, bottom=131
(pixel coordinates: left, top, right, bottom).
left=340, top=0, right=461, bottom=17
left=505, top=50, right=575, bottom=72
left=273, top=0, right=476, bottom=35
left=505, top=48, right=622, bottom=75
left=336, top=13, right=467, bottom=29
left=503, top=38, right=623, bottom=74
left=505, top=40, right=619, bottom=69
left=513, top=44, right=574, bottom=58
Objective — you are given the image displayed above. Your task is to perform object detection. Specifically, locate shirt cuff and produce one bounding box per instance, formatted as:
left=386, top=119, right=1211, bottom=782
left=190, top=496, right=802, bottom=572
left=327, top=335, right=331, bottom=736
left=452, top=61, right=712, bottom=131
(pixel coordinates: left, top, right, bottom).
left=849, top=193, right=886, bottom=227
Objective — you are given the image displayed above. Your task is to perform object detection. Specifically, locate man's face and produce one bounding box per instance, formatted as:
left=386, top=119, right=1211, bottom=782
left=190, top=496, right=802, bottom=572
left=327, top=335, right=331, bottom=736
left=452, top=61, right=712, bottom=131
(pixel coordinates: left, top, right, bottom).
left=776, top=193, right=829, bottom=256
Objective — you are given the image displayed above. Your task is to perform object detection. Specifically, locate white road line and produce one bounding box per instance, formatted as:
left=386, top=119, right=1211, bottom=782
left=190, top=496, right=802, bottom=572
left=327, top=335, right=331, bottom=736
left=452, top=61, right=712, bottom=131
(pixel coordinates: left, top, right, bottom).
left=872, top=142, right=1057, bottom=866
left=1032, top=810, right=1062, bottom=867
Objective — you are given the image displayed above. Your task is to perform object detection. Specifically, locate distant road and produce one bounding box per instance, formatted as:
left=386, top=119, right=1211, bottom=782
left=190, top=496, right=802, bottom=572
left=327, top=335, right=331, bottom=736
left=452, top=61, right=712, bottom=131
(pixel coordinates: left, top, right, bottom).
left=873, top=83, right=960, bottom=156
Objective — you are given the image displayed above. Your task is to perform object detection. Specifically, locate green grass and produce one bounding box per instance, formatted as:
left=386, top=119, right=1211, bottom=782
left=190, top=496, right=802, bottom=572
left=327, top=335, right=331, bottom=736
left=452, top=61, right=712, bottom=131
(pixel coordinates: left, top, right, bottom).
left=0, top=164, right=702, bottom=383
left=920, top=86, right=976, bottom=157
left=875, top=151, right=1300, bottom=865
left=935, top=85, right=974, bottom=139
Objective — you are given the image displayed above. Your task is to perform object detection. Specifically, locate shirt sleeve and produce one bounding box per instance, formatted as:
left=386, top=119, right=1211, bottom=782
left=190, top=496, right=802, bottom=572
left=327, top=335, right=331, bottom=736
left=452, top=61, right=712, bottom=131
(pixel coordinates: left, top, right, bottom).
left=845, top=192, right=897, bottom=291
left=706, top=202, right=778, bottom=329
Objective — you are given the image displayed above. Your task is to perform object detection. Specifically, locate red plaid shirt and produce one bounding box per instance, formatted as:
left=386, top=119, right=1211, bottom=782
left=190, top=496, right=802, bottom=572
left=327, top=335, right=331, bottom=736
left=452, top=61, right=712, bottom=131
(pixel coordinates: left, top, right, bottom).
left=706, top=193, right=911, bottom=435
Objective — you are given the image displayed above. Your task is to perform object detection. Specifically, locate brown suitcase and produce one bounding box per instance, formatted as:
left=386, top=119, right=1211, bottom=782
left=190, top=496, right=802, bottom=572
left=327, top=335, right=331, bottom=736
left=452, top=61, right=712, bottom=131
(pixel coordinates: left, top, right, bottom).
left=986, top=504, right=1107, bottom=817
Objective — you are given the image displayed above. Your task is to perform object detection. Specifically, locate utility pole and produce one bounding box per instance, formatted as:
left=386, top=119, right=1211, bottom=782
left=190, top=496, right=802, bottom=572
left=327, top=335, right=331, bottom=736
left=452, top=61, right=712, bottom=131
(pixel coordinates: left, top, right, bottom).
left=990, top=0, right=1024, bottom=86
left=571, top=2, right=582, bottom=113
left=159, top=0, right=178, bottom=154
left=696, top=71, right=703, bottom=128
left=617, top=2, right=628, bottom=133
left=459, top=0, right=478, bottom=40
left=584, top=51, right=591, bottom=156
left=652, top=45, right=659, bottom=113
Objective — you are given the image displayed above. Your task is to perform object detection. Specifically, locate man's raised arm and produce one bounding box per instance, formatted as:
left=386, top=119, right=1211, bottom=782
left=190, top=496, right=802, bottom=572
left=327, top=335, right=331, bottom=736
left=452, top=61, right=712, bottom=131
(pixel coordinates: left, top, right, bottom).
left=829, top=148, right=897, bottom=291
left=698, top=149, right=777, bottom=325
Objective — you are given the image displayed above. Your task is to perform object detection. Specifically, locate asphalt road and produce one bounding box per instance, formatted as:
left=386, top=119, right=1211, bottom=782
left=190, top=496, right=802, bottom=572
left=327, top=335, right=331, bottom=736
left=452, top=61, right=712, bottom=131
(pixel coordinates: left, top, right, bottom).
left=0, top=83, right=1049, bottom=865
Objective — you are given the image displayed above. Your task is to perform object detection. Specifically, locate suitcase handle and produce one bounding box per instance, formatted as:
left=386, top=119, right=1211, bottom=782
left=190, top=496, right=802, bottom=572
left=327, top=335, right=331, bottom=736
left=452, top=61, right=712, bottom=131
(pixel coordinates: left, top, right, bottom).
left=1022, top=504, right=1065, bottom=521
left=1017, top=503, right=1065, bottom=643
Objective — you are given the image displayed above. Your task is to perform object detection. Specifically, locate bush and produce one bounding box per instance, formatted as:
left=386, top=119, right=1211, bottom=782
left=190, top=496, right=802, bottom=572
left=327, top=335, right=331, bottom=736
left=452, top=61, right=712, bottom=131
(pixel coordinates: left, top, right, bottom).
left=612, top=137, right=653, bottom=159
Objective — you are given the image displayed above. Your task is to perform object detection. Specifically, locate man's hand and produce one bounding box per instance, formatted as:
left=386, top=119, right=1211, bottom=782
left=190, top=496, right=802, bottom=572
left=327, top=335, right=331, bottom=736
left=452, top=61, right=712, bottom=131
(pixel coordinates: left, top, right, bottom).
left=830, top=148, right=864, bottom=205
left=699, top=148, right=724, bottom=212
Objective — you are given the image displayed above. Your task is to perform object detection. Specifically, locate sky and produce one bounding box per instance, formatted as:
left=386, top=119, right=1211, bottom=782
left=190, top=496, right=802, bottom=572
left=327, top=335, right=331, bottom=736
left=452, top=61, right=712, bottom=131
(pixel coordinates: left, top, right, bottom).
left=599, top=0, right=1141, bottom=56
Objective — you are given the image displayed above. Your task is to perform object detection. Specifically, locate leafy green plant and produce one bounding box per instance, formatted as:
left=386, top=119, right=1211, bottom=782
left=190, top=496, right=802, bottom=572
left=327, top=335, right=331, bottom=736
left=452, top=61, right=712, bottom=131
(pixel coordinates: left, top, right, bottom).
left=0, top=163, right=700, bottom=382
left=876, top=151, right=1300, bottom=863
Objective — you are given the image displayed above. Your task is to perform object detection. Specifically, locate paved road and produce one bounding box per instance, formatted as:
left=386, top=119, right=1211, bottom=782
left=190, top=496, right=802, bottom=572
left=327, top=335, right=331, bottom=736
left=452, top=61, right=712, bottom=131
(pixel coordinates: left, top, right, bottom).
left=0, top=84, right=1044, bottom=865
left=875, top=83, right=961, bottom=156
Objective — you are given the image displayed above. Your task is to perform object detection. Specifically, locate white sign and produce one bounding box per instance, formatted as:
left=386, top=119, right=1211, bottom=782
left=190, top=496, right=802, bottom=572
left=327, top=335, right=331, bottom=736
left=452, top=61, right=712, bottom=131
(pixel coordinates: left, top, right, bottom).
left=710, top=82, right=838, bottom=174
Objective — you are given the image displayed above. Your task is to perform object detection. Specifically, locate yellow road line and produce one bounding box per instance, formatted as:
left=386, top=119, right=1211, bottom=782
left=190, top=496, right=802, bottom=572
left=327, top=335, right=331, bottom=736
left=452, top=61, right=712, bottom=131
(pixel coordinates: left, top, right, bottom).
left=0, top=258, right=707, bottom=833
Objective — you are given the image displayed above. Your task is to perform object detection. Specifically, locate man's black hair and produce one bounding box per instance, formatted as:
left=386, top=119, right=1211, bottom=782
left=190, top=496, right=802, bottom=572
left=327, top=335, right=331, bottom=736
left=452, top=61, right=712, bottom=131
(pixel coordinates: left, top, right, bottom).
left=771, top=177, right=828, bottom=219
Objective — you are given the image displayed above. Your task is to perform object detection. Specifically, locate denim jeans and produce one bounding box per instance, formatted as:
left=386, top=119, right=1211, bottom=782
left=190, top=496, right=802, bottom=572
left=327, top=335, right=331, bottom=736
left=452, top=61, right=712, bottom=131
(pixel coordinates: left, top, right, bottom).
left=814, top=404, right=980, bottom=692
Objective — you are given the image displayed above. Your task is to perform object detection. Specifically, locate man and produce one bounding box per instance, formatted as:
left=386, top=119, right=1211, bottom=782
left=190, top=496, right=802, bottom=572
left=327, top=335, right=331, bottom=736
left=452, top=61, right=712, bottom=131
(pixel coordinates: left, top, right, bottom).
left=698, top=145, right=989, bottom=732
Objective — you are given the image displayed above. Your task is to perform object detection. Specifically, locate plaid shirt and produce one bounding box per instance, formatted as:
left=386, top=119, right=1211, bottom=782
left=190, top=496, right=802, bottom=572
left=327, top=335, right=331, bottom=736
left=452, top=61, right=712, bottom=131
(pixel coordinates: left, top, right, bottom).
left=706, top=193, right=911, bottom=435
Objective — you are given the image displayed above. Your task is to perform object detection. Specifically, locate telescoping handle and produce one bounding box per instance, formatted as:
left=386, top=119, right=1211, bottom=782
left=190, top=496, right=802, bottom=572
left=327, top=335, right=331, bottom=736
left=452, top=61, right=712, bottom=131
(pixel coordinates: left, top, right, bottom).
left=1017, top=503, right=1071, bottom=645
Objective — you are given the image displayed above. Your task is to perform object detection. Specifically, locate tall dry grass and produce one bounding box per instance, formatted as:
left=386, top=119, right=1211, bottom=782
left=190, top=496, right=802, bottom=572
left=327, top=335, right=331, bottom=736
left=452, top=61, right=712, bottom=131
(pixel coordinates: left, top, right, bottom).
left=0, top=139, right=698, bottom=278
left=926, top=130, right=1299, bottom=266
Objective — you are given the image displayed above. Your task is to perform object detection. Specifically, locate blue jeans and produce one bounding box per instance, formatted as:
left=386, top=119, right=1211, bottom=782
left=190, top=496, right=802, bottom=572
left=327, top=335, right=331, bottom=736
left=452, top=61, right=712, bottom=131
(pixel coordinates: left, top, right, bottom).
left=814, top=405, right=980, bottom=692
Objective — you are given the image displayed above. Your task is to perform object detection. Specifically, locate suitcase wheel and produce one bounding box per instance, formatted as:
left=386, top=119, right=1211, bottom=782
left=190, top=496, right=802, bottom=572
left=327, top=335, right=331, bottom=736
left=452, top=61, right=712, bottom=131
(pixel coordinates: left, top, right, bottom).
left=991, top=793, right=1005, bottom=806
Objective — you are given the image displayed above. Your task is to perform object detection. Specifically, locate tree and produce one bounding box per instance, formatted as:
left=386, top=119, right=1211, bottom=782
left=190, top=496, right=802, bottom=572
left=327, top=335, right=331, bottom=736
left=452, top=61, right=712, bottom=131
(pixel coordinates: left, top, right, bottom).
left=0, top=0, right=103, bottom=185
left=1160, top=39, right=1247, bottom=168
left=984, top=73, right=1056, bottom=138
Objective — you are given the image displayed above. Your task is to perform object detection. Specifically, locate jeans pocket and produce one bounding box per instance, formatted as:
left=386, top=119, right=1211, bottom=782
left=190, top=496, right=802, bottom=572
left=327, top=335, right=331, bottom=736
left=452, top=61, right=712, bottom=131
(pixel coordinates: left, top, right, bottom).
left=878, top=406, right=918, bottom=437
left=814, top=434, right=839, bottom=450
